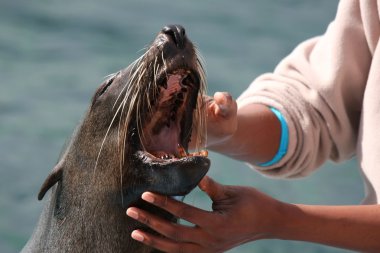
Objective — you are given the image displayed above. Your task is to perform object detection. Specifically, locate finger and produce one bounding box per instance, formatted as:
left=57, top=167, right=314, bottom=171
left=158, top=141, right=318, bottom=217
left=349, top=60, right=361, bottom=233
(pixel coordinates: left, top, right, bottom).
left=141, top=192, right=211, bottom=226
left=214, top=92, right=232, bottom=106
left=203, top=95, right=214, bottom=104
left=198, top=176, right=226, bottom=202
left=127, top=207, right=205, bottom=244
left=131, top=229, right=201, bottom=253
left=213, top=92, right=236, bottom=117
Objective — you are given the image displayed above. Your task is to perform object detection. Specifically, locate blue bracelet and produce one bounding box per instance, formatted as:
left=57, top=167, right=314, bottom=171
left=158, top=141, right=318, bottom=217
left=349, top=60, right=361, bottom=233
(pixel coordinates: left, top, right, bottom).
left=258, top=107, right=289, bottom=167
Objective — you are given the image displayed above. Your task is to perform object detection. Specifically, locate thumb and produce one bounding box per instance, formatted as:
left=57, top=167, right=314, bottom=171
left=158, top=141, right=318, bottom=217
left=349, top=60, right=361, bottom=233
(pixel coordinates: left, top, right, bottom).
left=198, top=176, right=226, bottom=201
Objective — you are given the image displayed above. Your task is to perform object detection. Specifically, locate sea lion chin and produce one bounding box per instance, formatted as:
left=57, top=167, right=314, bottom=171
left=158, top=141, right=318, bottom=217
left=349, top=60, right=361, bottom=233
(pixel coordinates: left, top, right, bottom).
left=22, top=25, right=210, bottom=253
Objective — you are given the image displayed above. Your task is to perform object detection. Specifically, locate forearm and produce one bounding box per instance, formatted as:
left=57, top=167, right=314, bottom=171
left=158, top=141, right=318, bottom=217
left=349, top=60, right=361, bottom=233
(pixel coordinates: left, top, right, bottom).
left=208, top=103, right=281, bottom=164
left=276, top=203, right=380, bottom=252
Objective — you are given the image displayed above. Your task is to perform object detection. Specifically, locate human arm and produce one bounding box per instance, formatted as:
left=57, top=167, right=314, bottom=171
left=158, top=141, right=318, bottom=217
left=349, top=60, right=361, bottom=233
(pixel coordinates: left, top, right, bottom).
left=127, top=176, right=380, bottom=253
left=281, top=203, right=380, bottom=252
left=207, top=0, right=372, bottom=178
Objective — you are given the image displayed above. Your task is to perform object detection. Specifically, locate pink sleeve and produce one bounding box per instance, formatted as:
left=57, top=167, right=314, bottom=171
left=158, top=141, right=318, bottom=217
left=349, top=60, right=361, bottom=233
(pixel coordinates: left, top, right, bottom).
left=238, top=0, right=371, bottom=178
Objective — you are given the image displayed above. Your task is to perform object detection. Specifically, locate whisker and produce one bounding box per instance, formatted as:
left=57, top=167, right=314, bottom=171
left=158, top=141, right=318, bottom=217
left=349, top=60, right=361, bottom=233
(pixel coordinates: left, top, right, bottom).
left=161, top=51, right=169, bottom=80
left=93, top=58, right=148, bottom=179
left=112, top=54, right=146, bottom=110
left=193, top=52, right=208, bottom=151
left=117, top=99, right=129, bottom=206
left=92, top=101, right=123, bottom=179
left=104, top=72, right=118, bottom=80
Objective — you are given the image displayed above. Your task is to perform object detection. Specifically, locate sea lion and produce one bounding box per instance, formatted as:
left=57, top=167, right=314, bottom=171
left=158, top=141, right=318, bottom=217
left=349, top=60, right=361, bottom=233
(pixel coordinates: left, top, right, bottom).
left=22, top=24, right=210, bottom=253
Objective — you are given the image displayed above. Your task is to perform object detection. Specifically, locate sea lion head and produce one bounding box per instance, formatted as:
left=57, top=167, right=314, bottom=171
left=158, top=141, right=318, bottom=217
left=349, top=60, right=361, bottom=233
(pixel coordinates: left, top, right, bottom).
left=38, top=25, right=210, bottom=206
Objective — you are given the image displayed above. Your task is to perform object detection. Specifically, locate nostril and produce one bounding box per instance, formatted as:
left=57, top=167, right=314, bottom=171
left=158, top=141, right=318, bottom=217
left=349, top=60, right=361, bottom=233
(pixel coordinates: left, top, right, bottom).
left=162, top=26, right=175, bottom=38
left=161, top=24, right=186, bottom=49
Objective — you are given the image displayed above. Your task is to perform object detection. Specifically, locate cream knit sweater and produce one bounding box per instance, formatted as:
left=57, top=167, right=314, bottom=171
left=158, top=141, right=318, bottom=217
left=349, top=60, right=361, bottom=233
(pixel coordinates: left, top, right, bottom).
left=238, top=0, right=380, bottom=204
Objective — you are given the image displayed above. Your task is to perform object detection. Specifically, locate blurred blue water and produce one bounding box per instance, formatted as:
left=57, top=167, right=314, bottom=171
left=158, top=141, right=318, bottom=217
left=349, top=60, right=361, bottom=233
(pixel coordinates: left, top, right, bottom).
left=0, top=0, right=362, bottom=252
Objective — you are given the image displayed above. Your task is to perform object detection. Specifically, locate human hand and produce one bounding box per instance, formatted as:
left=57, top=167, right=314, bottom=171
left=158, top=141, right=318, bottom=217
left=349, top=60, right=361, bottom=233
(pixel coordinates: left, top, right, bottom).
left=126, top=176, right=284, bottom=253
left=205, top=92, right=237, bottom=147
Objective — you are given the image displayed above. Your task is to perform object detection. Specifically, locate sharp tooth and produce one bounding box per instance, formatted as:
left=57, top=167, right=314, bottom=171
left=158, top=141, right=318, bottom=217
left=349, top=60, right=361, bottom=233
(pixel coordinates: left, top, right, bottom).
left=177, top=144, right=187, bottom=158
left=200, top=150, right=208, bottom=157
left=189, top=150, right=208, bottom=157
left=160, top=153, right=172, bottom=160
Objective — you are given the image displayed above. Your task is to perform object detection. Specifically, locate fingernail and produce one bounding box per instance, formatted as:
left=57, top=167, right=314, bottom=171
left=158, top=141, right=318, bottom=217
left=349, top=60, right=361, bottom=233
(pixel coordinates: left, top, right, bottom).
left=142, top=192, right=155, bottom=203
left=131, top=230, right=144, bottom=242
left=219, top=104, right=228, bottom=111
left=126, top=208, right=139, bottom=219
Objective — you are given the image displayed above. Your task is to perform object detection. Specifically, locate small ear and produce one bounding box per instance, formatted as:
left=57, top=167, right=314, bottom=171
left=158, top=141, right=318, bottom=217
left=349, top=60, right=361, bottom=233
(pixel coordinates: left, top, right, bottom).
left=38, top=161, right=64, bottom=201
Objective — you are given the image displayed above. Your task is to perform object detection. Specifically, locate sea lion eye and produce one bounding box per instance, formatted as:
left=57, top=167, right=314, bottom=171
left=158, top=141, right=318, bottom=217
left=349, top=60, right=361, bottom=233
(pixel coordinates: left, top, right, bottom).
left=91, top=73, right=118, bottom=105
left=98, top=76, right=115, bottom=96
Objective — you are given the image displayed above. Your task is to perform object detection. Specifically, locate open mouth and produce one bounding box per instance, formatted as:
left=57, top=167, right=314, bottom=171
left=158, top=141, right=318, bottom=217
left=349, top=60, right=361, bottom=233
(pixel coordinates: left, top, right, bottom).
left=135, top=68, right=208, bottom=164
left=111, top=25, right=211, bottom=198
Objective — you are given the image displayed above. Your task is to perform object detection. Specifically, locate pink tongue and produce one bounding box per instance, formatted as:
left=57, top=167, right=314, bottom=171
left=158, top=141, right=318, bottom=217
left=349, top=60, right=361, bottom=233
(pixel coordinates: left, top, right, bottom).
left=149, top=144, right=189, bottom=159
left=148, top=122, right=179, bottom=155
left=160, top=74, right=182, bottom=101
left=146, top=73, right=188, bottom=159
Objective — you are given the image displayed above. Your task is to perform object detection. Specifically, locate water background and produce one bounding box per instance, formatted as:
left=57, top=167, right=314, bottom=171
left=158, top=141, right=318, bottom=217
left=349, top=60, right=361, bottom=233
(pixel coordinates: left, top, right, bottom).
left=0, top=0, right=363, bottom=252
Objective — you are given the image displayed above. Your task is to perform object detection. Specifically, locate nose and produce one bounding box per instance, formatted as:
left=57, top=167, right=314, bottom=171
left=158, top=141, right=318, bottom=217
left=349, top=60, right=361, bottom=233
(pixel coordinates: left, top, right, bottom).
left=161, top=25, right=186, bottom=49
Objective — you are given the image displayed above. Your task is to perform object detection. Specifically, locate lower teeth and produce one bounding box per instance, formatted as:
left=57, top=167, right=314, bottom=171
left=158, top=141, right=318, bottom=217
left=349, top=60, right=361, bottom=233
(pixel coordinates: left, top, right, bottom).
left=177, top=144, right=187, bottom=158
left=189, top=150, right=208, bottom=157
left=153, top=147, right=208, bottom=160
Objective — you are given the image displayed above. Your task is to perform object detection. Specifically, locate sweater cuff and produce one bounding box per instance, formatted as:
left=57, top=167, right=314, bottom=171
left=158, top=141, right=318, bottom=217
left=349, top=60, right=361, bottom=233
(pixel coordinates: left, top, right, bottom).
left=258, top=107, right=289, bottom=167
